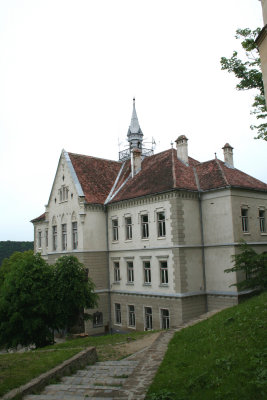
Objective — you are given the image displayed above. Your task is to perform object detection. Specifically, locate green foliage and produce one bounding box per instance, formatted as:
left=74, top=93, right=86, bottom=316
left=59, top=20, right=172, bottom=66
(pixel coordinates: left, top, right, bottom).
left=0, top=253, right=97, bottom=349
left=225, top=241, right=267, bottom=291
left=0, top=241, right=33, bottom=267
left=221, top=28, right=267, bottom=140
left=52, top=255, right=98, bottom=331
left=146, top=292, right=267, bottom=400
left=0, top=251, right=54, bottom=348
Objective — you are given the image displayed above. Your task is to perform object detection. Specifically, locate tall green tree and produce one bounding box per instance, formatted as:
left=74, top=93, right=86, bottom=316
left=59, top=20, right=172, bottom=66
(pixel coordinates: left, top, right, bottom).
left=52, top=256, right=98, bottom=332
left=0, top=251, right=55, bottom=348
left=225, top=242, right=267, bottom=291
left=0, top=252, right=97, bottom=349
left=221, top=28, right=267, bottom=140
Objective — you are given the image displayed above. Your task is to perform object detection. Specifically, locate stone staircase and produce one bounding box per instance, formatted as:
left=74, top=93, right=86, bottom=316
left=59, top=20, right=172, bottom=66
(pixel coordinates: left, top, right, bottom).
left=24, top=359, right=139, bottom=400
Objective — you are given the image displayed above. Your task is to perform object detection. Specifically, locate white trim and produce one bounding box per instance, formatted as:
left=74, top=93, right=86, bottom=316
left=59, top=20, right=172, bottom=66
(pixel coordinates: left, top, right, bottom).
left=63, top=150, right=84, bottom=197
left=110, top=289, right=246, bottom=297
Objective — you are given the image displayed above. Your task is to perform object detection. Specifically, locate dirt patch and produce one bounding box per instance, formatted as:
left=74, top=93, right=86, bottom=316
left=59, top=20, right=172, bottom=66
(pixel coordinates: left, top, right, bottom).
left=97, top=332, right=161, bottom=361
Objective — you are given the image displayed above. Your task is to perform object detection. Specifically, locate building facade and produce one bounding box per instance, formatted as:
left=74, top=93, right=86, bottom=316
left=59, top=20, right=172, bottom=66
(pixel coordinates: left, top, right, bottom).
left=32, top=101, right=267, bottom=335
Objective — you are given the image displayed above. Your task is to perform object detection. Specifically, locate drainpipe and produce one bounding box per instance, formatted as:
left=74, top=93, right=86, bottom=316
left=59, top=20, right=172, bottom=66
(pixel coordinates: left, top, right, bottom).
left=105, top=205, right=112, bottom=334
left=198, top=192, right=208, bottom=313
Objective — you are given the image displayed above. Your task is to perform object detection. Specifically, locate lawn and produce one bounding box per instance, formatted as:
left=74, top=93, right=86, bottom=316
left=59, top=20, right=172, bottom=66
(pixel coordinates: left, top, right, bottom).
left=146, top=292, right=267, bottom=400
left=0, top=330, right=151, bottom=397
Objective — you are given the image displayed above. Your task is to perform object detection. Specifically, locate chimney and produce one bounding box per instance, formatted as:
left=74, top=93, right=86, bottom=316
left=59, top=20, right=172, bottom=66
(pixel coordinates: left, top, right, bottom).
left=222, top=143, right=234, bottom=168
left=175, top=135, right=189, bottom=165
left=131, top=148, right=142, bottom=177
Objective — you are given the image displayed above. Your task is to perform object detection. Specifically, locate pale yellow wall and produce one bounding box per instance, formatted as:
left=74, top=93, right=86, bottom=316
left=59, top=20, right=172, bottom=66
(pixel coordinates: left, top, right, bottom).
left=202, top=190, right=234, bottom=245
left=231, top=189, right=267, bottom=242
left=205, top=246, right=237, bottom=293
left=261, top=0, right=267, bottom=24
left=110, top=248, right=174, bottom=294
left=108, top=198, right=172, bottom=250
left=183, top=197, right=202, bottom=245
left=83, top=208, right=107, bottom=251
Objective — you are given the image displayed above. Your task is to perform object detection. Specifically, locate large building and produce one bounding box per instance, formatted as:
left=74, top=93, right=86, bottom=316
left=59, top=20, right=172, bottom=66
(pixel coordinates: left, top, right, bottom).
left=32, top=100, right=267, bottom=335
left=257, top=0, right=267, bottom=104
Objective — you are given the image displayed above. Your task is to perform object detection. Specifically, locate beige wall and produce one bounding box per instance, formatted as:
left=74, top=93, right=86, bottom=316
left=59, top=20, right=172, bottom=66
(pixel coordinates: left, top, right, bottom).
left=231, top=189, right=267, bottom=243
left=261, top=0, right=267, bottom=24
left=202, top=190, right=234, bottom=245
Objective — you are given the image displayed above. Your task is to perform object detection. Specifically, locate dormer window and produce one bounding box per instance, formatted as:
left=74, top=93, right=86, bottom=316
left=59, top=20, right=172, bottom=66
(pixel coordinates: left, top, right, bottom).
left=59, top=185, right=69, bottom=202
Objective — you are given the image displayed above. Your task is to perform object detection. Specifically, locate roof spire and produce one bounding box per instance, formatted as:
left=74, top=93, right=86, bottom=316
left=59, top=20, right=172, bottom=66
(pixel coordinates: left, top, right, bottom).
left=127, top=97, right=143, bottom=150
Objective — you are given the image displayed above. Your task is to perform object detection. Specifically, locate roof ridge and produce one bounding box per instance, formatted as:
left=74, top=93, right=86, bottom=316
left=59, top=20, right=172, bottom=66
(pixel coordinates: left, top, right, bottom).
left=215, top=158, right=229, bottom=186
left=68, top=151, right=121, bottom=165
left=193, top=167, right=201, bottom=191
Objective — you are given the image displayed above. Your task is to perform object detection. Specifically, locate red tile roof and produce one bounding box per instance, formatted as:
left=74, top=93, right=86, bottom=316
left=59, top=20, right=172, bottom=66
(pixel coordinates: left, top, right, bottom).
left=68, top=153, right=122, bottom=204
left=32, top=148, right=267, bottom=221
left=31, top=213, right=45, bottom=223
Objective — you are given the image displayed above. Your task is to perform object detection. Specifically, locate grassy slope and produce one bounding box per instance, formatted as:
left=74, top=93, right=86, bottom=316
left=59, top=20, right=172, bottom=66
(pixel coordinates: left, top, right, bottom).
left=146, top=292, right=267, bottom=400
left=0, top=330, right=151, bottom=397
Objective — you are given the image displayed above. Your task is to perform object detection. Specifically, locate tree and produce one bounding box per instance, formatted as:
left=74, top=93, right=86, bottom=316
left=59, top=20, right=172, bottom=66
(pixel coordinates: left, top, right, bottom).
left=0, top=251, right=55, bottom=348
left=225, top=242, right=267, bottom=291
left=52, top=255, right=98, bottom=333
left=221, top=28, right=267, bottom=140
left=0, top=252, right=97, bottom=349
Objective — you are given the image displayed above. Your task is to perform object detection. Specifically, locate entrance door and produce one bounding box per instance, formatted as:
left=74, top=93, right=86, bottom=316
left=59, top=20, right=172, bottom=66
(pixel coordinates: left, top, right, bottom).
left=144, top=307, right=152, bottom=330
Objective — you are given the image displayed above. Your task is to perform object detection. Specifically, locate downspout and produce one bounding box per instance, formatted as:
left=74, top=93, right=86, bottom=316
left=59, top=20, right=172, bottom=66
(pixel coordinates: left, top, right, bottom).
left=193, top=167, right=208, bottom=313
left=105, top=205, right=112, bottom=334
left=198, top=191, right=208, bottom=313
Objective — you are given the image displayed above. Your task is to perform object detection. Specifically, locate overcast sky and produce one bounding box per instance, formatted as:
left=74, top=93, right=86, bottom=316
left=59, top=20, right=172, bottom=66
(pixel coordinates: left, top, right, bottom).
left=0, top=0, right=266, bottom=241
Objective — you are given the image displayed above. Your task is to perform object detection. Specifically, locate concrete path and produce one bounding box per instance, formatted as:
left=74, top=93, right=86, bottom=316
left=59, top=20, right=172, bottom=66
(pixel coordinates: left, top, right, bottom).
left=23, top=310, right=220, bottom=400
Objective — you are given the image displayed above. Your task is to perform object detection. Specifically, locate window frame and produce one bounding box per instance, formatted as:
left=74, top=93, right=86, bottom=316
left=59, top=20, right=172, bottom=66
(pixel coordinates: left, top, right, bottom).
left=127, top=261, right=134, bottom=283
left=93, top=311, right=103, bottom=328
left=112, top=219, right=119, bottom=241
left=62, top=223, right=67, bottom=251
left=160, top=260, right=168, bottom=285
left=259, top=209, right=266, bottom=233
left=144, top=306, right=153, bottom=331
left=45, top=229, right=48, bottom=248
left=114, top=261, right=120, bottom=283
left=72, top=221, right=78, bottom=249
left=125, top=216, right=133, bottom=240
left=241, top=208, right=249, bottom=233
left=143, top=261, right=151, bottom=284
left=38, top=231, right=42, bottom=248
left=128, top=305, right=136, bottom=328
left=115, top=303, right=121, bottom=325
left=157, top=212, right=166, bottom=238
left=141, top=214, right=149, bottom=239
left=52, top=225, right=57, bottom=251
left=161, top=308, right=170, bottom=329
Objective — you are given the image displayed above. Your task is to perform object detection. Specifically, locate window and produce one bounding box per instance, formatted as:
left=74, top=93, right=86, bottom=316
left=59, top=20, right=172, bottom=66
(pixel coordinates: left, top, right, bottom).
left=160, top=261, right=168, bottom=284
left=125, top=217, right=132, bottom=240
left=259, top=210, right=266, bottom=233
left=38, top=231, right=42, bottom=248
left=141, top=214, right=149, bottom=238
left=144, top=261, right=151, bottom=284
left=72, top=222, right=78, bottom=249
left=45, top=229, right=48, bottom=248
left=127, top=261, right=134, bottom=283
left=128, top=305, right=135, bottom=327
left=112, top=219, right=119, bottom=241
left=93, top=311, right=103, bottom=327
left=62, top=224, right=67, bottom=250
left=59, top=185, right=69, bottom=202
left=114, top=262, right=120, bottom=282
left=115, top=303, right=121, bottom=324
left=241, top=208, right=249, bottom=232
left=157, top=212, right=166, bottom=237
left=161, top=309, right=170, bottom=329
left=144, top=307, right=152, bottom=330
left=52, top=225, right=57, bottom=251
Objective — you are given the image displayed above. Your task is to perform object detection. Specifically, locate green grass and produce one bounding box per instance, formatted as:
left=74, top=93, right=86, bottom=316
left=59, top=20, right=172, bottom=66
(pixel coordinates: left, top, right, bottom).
left=0, top=330, right=152, bottom=397
left=146, top=292, right=267, bottom=400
